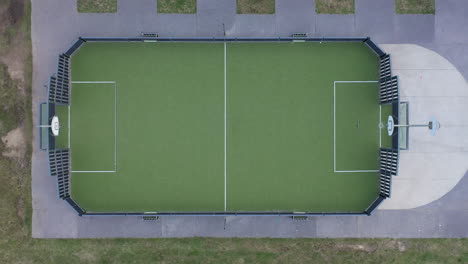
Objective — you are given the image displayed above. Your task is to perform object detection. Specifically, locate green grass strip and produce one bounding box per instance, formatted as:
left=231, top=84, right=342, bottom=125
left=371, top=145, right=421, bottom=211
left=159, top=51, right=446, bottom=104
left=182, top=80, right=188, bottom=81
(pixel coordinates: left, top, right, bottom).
left=316, top=0, right=355, bottom=14
left=395, top=0, right=435, bottom=14
left=237, top=0, right=275, bottom=14
left=77, top=0, right=117, bottom=13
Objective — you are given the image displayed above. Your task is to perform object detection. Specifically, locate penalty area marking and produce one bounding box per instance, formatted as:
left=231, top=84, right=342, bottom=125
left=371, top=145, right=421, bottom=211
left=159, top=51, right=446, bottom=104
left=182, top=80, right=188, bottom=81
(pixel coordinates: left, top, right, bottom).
left=333, top=81, right=380, bottom=173
left=70, top=81, right=117, bottom=173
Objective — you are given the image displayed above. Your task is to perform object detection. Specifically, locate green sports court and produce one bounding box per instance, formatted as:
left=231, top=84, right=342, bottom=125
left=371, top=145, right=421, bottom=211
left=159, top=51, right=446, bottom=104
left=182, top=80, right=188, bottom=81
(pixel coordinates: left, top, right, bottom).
left=48, top=40, right=396, bottom=214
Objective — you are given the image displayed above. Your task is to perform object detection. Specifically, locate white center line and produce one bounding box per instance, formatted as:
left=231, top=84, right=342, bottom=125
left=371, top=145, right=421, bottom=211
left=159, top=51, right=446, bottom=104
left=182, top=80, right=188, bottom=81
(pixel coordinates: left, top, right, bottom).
left=224, top=42, right=227, bottom=211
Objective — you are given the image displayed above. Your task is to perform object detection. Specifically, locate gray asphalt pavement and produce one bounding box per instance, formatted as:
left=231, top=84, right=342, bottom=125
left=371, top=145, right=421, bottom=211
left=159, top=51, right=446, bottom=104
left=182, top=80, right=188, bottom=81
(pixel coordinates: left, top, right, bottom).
left=31, top=0, right=468, bottom=238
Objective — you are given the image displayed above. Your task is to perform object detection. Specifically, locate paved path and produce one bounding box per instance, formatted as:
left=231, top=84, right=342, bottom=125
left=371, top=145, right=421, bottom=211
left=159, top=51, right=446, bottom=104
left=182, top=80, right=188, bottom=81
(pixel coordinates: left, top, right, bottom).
left=31, top=0, right=468, bottom=238
left=44, top=170, right=468, bottom=238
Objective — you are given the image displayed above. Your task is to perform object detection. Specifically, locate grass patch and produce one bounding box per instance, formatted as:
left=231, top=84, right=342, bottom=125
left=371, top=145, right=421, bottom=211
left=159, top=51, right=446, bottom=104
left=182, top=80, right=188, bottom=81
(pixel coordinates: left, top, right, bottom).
left=396, top=0, right=435, bottom=14
left=316, top=0, right=355, bottom=14
left=77, top=0, right=117, bottom=13
left=0, top=64, right=21, bottom=135
left=0, top=0, right=32, bottom=252
left=1, top=238, right=467, bottom=263
left=157, top=0, right=196, bottom=13
left=237, top=0, right=275, bottom=14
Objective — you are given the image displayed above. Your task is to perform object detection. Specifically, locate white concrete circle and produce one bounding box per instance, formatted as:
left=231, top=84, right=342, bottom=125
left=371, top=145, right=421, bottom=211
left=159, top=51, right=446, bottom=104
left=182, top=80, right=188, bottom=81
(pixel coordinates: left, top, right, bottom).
left=51, top=116, right=59, bottom=136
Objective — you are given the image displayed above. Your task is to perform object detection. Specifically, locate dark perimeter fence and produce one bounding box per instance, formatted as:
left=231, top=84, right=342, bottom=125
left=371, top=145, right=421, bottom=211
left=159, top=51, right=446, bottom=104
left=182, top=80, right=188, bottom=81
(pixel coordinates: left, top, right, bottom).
left=41, top=36, right=399, bottom=216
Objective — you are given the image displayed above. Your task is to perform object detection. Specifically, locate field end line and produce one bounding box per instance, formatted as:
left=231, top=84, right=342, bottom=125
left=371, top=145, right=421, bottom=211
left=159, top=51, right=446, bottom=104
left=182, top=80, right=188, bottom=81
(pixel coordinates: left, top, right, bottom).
left=224, top=42, right=227, bottom=212
left=114, top=82, right=117, bottom=171
left=71, top=81, right=116, bottom=84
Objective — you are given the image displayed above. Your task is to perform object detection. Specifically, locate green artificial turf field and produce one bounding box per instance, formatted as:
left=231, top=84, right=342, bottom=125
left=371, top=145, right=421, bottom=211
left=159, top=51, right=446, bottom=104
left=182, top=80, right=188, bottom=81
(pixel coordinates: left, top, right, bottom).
left=62, top=41, right=390, bottom=213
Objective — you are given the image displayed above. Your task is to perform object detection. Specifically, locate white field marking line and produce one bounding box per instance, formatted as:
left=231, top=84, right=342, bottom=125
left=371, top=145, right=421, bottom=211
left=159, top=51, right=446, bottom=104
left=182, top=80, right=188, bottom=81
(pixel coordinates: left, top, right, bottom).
left=333, top=81, right=336, bottom=172
left=335, top=170, right=379, bottom=173
left=334, top=80, right=379, bottom=173
left=68, top=105, right=70, bottom=148
left=379, top=105, right=382, bottom=147
left=224, top=42, right=227, bottom=211
left=70, top=81, right=117, bottom=173
left=69, top=80, right=73, bottom=168
left=71, top=171, right=115, bottom=173
left=334, top=81, right=379, bottom=83
left=69, top=80, right=73, bottom=179
left=71, top=81, right=116, bottom=84
left=114, top=82, right=117, bottom=171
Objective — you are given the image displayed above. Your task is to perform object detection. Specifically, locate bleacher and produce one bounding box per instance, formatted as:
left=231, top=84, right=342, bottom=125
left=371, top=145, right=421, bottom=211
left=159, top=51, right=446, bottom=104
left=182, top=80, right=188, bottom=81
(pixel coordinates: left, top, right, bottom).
left=48, top=149, right=70, bottom=199
left=48, top=54, right=70, bottom=104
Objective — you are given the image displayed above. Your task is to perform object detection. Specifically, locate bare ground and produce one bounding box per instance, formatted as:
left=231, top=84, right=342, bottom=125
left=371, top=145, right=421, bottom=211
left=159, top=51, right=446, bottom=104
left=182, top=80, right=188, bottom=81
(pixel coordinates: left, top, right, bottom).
left=1, top=32, right=28, bottom=94
left=0, top=0, right=31, bottom=247
left=0, top=0, right=28, bottom=165
left=1, top=124, right=26, bottom=160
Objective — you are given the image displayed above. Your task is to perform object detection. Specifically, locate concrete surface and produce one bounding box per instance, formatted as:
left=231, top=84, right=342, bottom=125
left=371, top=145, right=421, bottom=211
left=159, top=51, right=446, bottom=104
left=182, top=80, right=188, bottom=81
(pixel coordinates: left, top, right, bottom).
left=379, top=44, right=468, bottom=210
left=31, top=0, right=468, bottom=238
left=34, top=169, right=468, bottom=238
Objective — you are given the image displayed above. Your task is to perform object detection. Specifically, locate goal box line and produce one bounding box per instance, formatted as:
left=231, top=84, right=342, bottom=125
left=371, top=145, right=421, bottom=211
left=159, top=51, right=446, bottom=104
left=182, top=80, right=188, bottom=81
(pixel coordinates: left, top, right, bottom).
left=333, top=80, right=380, bottom=173
left=69, top=81, right=117, bottom=173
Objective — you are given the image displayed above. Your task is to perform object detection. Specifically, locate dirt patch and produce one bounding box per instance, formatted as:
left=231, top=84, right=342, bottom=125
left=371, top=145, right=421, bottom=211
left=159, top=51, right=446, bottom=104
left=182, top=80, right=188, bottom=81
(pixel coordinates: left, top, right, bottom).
left=233, top=258, right=245, bottom=264
left=337, top=243, right=375, bottom=253
left=382, top=239, right=408, bottom=252
left=0, top=1, right=28, bottom=125
left=336, top=240, right=408, bottom=254
left=7, top=0, right=25, bottom=25
left=0, top=0, right=25, bottom=39
left=73, top=251, right=98, bottom=262
left=0, top=0, right=27, bottom=95
left=0, top=4, right=9, bottom=33
left=397, top=241, right=407, bottom=252
left=16, top=197, right=25, bottom=221
left=1, top=125, right=26, bottom=160
left=1, top=31, right=27, bottom=90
